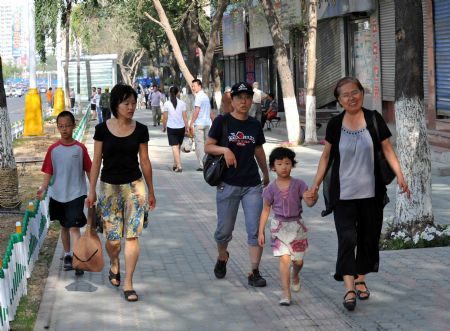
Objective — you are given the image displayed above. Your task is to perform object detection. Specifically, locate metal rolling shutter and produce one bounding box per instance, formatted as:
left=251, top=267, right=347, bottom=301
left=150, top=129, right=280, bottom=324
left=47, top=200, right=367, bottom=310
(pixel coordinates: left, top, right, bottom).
left=379, top=0, right=395, bottom=102
left=423, top=0, right=429, bottom=106
left=434, top=0, right=450, bottom=115
left=316, top=18, right=343, bottom=108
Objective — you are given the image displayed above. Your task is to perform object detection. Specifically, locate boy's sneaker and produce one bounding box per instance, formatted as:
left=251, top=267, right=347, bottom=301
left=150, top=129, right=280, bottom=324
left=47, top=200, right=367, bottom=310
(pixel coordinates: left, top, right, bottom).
left=248, top=268, right=267, bottom=287
left=214, top=251, right=229, bottom=279
left=63, top=255, right=73, bottom=271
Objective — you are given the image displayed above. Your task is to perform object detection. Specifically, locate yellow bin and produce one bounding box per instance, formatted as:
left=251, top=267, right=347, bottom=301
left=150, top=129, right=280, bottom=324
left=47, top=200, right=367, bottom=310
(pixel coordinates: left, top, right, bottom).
left=23, top=88, right=44, bottom=136
left=53, top=87, right=65, bottom=116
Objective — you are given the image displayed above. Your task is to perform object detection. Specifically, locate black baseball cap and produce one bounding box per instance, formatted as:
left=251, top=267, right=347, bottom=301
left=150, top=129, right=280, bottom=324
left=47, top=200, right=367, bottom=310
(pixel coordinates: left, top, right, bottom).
left=230, top=82, right=254, bottom=97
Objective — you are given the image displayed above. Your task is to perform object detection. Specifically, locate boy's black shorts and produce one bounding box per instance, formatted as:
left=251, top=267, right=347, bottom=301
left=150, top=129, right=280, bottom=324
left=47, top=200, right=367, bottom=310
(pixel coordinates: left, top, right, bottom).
left=49, top=195, right=87, bottom=228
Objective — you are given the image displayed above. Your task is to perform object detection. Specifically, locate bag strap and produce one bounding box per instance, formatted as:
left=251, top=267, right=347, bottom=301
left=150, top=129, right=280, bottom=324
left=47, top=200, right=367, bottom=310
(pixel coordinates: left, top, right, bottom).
left=218, top=115, right=228, bottom=147
left=372, top=110, right=383, bottom=145
left=86, top=206, right=96, bottom=235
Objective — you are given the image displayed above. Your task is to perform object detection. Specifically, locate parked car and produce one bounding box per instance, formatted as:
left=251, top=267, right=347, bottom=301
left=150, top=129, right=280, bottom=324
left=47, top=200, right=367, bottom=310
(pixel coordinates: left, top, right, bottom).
left=5, top=86, right=13, bottom=97
left=13, top=88, right=23, bottom=97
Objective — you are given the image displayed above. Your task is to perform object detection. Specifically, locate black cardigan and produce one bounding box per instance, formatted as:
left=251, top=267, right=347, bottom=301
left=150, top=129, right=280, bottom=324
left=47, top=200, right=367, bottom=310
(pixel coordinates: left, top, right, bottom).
left=321, top=108, right=391, bottom=216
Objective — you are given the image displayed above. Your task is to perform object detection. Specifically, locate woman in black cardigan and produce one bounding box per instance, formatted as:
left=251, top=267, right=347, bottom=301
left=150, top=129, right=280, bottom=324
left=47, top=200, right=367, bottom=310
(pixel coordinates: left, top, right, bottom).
left=311, top=77, right=410, bottom=311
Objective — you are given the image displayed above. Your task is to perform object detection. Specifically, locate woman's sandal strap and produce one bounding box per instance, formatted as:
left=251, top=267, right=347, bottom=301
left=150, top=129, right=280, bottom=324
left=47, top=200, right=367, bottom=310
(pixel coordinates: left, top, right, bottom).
left=124, top=290, right=139, bottom=302
left=344, top=290, right=357, bottom=300
left=109, top=269, right=121, bottom=287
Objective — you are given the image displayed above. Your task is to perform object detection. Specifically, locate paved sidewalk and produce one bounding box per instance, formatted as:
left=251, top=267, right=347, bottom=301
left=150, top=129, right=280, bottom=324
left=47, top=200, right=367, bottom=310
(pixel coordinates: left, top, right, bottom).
left=35, top=110, right=450, bottom=331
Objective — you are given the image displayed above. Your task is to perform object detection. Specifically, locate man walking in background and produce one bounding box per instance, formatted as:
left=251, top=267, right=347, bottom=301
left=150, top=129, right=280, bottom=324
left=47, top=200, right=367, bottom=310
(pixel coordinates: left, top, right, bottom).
left=249, top=82, right=267, bottom=123
left=100, top=87, right=111, bottom=121
left=150, top=84, right=163, bottom=126
left=189, top=79, right=215, bottom=171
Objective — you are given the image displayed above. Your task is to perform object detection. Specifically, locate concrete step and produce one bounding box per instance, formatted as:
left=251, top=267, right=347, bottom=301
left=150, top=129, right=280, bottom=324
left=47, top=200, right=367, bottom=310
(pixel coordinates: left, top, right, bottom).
left=428, top=129, right=450, bottom=148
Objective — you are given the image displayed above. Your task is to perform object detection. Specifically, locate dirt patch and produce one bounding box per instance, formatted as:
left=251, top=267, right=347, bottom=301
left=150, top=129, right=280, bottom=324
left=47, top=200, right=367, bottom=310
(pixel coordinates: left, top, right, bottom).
left=0, top=122, right=60, bottom=261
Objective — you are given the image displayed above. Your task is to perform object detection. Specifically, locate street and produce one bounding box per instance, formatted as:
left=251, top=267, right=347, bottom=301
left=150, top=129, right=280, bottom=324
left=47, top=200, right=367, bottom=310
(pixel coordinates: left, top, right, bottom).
left=5, top=93, right=46, bottom=123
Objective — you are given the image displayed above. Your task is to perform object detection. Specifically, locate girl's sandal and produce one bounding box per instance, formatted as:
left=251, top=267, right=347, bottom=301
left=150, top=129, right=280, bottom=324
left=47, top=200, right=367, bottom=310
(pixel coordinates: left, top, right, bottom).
left=108, top=269, right=120, bottom=287
left=124, top=290, right=138, bottom=302
left=355, top=281, right=370, bottom=300
left=343, top=290, right=357, bottom=311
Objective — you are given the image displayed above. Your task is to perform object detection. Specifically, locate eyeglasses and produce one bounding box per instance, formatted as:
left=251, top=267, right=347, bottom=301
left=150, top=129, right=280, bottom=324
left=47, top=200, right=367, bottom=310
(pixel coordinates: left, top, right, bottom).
left=339, top=89, right=361, bottom=100
left=57, top=124, right=74, bottom=129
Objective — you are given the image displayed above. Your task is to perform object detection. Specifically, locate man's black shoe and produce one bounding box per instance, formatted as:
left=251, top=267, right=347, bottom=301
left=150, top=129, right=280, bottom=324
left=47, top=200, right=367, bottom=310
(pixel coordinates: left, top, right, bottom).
left=214, top=251, right=229, bottom=279
left=248, top=268, right=266, bottom=287
left=196, top=168, right=203, bottom=171
left=63, top=255, right=73, bottom=271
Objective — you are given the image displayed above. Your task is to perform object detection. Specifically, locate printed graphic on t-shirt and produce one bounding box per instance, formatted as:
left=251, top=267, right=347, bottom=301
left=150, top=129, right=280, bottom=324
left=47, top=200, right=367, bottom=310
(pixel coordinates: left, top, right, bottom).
left=228, top=131, right=255, bottom=146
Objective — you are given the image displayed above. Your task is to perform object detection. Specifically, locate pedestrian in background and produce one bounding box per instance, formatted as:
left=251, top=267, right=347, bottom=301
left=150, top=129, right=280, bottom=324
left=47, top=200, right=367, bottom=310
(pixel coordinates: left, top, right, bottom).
left=90, top=87, right=97, bottom=121
left=258, top=147, right=318, bottom=306
left=46, top=87, right=53, bottom=109
left=310, top=76, right=410, bottom=311
left=100, top=87, right=111, bottom=121
left=205, top=81, right=269, bottom=287
left=87, top=83, right=156, bottom=302
left=69, top=88, right=75, bottom=110
left=190, top=79, right=215, bottom=171
left=162, top=86, right=189, bottom=172
left=95, top=87, right=103, bottom=123
left=249, top=82, right=267, bottom=123
left=37, top=111, right=92, bottom=276
left=150, top=84, right=163, bottom=126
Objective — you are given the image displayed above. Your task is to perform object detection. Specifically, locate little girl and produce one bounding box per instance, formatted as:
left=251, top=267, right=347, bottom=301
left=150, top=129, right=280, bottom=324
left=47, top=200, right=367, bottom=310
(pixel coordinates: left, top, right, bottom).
left=258, top=147, right=318, bottom=306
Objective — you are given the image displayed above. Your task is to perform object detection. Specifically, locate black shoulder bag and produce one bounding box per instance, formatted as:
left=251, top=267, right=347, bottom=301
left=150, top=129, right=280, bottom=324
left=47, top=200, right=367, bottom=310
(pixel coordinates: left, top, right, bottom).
left=372, top=111, right=396, bottom=185
left=203, top=116, right=228, bottom=186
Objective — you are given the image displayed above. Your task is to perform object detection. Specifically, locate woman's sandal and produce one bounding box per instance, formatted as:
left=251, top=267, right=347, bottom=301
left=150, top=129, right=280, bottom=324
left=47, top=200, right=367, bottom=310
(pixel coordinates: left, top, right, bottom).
left=355, top=281, right=370, bottom=300
left=343, top=290, right=357, bottom=311
left=108, top=269, right=120, bottom=287
left=174, top=167, right=183, bottom=173
left=124, top=290, right=139, bottom=302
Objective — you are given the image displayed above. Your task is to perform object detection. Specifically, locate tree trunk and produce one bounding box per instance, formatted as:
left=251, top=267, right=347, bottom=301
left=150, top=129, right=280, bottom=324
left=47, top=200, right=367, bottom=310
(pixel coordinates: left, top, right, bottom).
left=202, top=0, right=229, bottom=88
left=187, top=3, right=199, bottom=79
left=305, top=0, right=318, bottom=144
left=76, top=38, right=81, bottom=110
left=260, top=0, right=300, bottom=145
left=63, top=1, right=72, bottom=111
left=0, top=56, right=20, bottom=209
left=85, top=60, right=92, bottom=101
left=395, top=0, right=433, bottom=224
left=149, top=0, right=194, bottom=84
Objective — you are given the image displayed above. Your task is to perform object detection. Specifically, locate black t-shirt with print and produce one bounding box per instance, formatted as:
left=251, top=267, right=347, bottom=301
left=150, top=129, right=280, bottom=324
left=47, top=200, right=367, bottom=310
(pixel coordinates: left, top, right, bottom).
left=208, top=114, right=265, bottom=187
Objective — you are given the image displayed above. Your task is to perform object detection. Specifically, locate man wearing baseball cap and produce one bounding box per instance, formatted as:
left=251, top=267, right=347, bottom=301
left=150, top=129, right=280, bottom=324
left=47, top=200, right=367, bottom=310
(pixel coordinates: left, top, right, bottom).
left=205, top=81, right=270, bottom=287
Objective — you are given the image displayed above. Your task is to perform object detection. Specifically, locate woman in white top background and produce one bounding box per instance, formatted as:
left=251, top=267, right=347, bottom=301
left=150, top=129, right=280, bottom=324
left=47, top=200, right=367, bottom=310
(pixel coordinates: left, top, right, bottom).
left=162, top=86, right=189, bottom=172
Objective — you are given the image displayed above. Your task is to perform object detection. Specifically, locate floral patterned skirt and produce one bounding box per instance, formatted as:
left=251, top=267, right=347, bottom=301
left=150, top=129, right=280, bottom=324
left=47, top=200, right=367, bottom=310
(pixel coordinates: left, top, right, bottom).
left=270, top=217, right=308, bottom=261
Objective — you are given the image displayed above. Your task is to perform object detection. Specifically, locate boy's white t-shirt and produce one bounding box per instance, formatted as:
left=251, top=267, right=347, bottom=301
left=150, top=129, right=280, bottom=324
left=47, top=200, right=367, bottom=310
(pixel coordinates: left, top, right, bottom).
left=163, top=99, right=187, bottom=129
left=194, top=90, right=212, bottom=126
left=41, top=141, right=92, bottom=203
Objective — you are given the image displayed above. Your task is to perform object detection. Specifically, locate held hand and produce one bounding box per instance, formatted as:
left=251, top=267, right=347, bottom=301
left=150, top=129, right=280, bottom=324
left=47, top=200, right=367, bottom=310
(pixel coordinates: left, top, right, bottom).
left=162, top=127, right=166, bottom=133
left=36, top=186, right=46, bottom=201
left=397, top=175, right=411, bottom=199
left=148, top=193, right=156, bottom=210
left=85, top=191, right=97, bottom=208
left=258, top=232, right=265, bottom=247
